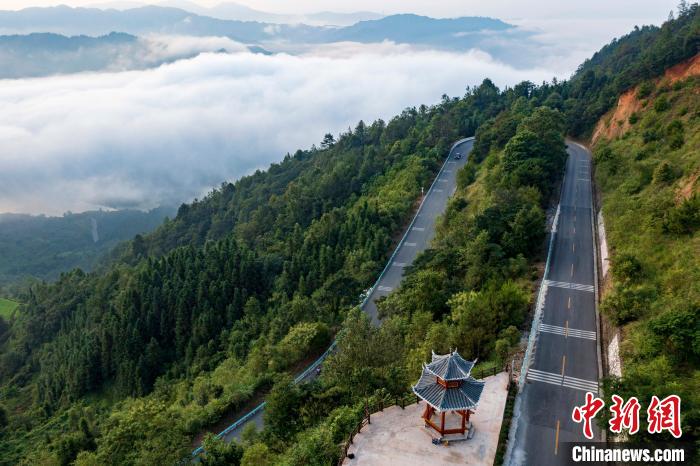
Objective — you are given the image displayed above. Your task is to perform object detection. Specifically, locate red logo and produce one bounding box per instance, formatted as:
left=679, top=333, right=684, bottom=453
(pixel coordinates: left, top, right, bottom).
left=572, top=393, right=683, bottom=439
left=609, top=394, right=641, bottom=435
left=572, top=392, right=605, bottom=439
left=647, top=395, right=682, bottom=438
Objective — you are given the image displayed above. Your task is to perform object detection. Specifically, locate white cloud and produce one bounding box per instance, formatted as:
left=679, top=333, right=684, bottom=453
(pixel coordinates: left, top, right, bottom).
left=0, top=39, right=558, bottom=214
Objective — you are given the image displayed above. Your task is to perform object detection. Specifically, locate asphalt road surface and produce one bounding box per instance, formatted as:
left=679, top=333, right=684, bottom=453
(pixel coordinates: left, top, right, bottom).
left=217, top=138, right=474, bottom=444
left=507, top=142, right=601, bottom=465
left=363, top=138, right=472, bottom=324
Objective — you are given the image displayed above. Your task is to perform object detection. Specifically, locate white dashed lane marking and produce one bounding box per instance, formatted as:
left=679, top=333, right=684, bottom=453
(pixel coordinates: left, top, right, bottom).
left=539, top=323, right=596, bottom=340
left=545, top=280, right=594, bottom=293
left=527, top=368, right=599, bottom=393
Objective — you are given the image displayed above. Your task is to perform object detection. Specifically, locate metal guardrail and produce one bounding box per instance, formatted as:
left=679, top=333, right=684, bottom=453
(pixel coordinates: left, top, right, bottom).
left=192, top=137, right=475, bottom=459
left=294, top=341, right=337, bottom=383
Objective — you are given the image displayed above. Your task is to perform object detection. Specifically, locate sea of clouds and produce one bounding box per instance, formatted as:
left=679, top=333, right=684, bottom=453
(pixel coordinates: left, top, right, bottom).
left=0, top=38, right=560, bottom=214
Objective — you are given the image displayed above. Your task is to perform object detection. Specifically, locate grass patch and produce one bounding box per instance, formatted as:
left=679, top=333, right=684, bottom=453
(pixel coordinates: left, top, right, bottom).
left=0, top=297, right=19, bottom=319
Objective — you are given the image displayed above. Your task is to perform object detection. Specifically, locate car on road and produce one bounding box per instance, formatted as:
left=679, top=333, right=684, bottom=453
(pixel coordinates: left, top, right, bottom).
left=454, top=153, right=462, bottom=160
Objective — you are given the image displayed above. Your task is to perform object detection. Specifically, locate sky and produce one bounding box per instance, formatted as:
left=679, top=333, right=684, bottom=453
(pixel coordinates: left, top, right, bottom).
left=0, top=0, right=679, bottom=20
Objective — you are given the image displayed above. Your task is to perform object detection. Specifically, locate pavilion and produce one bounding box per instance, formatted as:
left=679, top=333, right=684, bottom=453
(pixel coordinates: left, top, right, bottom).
left=412, top=350, right=485, bottom=436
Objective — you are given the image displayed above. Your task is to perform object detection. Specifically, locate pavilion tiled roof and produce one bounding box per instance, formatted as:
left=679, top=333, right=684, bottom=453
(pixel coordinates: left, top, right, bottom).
left=411, top=351, right=485, bottom=412
left=425, top=350, right=475, bottom=381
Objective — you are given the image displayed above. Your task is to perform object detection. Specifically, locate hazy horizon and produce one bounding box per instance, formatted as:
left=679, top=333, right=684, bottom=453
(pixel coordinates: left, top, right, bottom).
left=0, top=0, right=678, bottom=21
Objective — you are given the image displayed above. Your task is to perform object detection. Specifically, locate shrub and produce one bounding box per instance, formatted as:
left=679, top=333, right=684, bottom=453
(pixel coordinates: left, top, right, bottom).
left=594, top=146, right=613, bottom=163
left=611, top=253, right=643, bottom=284
left=666, top=120, right=684, bottom=149
left=637, top=81, right=654, bottom=99
left=280, top=425, right=338, bottom=466
left=652, top=161, right=675, bottom=185
left=272, top=322, right=331, bottom=371
left=200, top=434, right=244, bottom=466
left=642, top=128, right=660, bottom=143
left=241, top=443, right=275, bottom=466
left=602, top=285, right=657, bottom=324
left=663, top=195, right=700, bottom=234
left=457, top=162, right=477, bottom=188
left=648, top=306, right=700, bottom=364
left=653, top=95, right=670, bottom=112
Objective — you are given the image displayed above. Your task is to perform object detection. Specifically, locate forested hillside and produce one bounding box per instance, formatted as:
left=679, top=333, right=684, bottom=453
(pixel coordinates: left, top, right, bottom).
left=592, top=54, right=700, bottom=440
left=0, top=4, right=697, bottom=465
left=0, top=79, right=513, bottom=464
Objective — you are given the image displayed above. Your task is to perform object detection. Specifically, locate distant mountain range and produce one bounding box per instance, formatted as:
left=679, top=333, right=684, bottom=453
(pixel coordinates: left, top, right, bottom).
left=89, top=1, right=383, bottom=26
left=156, top=1, right=384, bottom=26
left=0, top=6, right=518, bottom=49
left=0, top=31, right=266, bottom=78
left=0, top=6, right=536, bottom=68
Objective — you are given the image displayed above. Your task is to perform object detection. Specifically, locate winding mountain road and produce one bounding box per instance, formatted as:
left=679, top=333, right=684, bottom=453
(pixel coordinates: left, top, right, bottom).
left=193, top=138, right=474, bottom=450
left=506, top=142, right=602, bottom=465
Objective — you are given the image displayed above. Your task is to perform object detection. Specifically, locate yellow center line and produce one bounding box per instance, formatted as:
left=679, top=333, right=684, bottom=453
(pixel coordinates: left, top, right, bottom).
left=568, top=296, right=571, bottom=309
left=565, top=320, right=569, bottom=338
left=554, top=419, right=560, bottom=455
left=573, top=242, right=575, bottom=253
left=571, top=263, right=574, bottom=278
left=561, top=355, right=566, bottom=376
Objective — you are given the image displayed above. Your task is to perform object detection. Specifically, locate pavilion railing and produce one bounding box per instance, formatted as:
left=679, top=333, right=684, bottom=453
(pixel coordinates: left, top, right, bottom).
left=337, top=391, right=419, bottom=465
left=337, top=364, right=511, bottom=465
left=471, top=365, right=500, bottom=381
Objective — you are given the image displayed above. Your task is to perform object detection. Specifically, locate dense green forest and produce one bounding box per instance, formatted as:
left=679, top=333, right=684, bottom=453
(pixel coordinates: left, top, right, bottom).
left=0, top=207, right=172, bottom=288
left=0, top=4, right=697, bottom=465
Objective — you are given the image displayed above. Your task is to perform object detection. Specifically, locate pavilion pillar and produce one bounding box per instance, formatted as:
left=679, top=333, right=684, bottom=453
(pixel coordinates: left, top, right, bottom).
left=440, top=411, right=445, bottom=434
left=461, top=410, right=466, bottom=434
left=422, top=405, right=432, bottom=423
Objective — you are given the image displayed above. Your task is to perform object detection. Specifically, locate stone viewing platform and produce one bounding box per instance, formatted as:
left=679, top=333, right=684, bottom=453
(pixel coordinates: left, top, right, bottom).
left=342, top=372, right=510, bottom=466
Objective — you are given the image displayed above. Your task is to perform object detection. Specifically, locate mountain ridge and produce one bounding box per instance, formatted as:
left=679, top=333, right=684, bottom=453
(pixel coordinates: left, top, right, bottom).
left=0, top=6, right=520, bottom=53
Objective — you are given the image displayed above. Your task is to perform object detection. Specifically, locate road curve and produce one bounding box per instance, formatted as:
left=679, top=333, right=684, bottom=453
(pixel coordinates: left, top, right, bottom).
left=195, top=138, right=474, bottom=450
left=506, top=142, right=602, bottom=466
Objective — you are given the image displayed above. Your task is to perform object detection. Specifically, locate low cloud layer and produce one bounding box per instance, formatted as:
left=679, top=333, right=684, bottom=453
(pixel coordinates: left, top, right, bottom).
left=0, top=39, right=558, bottom=214
left=0, top=34, right=249, bottom=79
